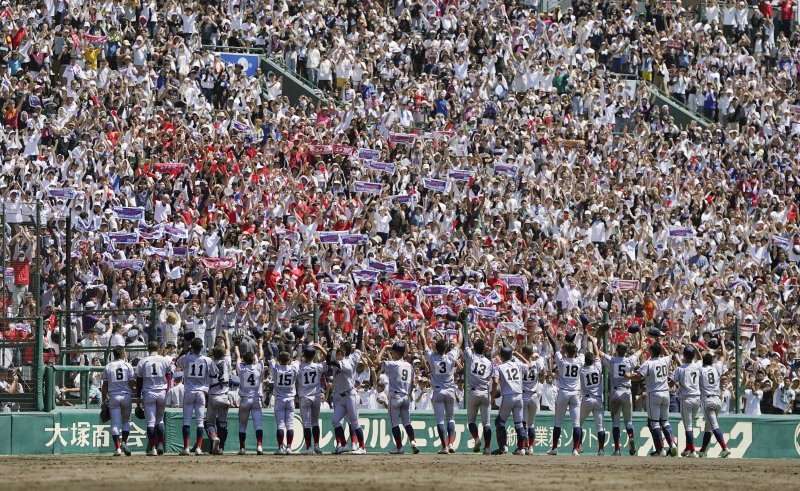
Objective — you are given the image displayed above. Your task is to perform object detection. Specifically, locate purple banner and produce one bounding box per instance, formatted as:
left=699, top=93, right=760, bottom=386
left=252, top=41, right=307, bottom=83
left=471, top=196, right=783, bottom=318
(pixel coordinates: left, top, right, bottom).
left=321, top=282, right=348, bottom=297
left=108, top=232, right=139, bottom=245
left=110, top=259, right=145, bottom=271
left=352, top=269, right=380, bottom=283
left=422, top=285, right=451, bottom=296
left=357, top=148, right=382, bottom=160
left=422, top=178, right=447, bottom=193
left=368, top=161, right=396, bottom=174
left=163, top=225, right=189, bottom=239
left=352, top=181, right=383, bottom=195
left=318, top=232, right=342, bottom=244
left=368, top=259, right=397, bottom=273
left=113, top=207, right=144, bottom=221
left=341, top=234, right=369, bottom=245
left=494, top=163, right=519, bottom=177
left=388, top=132, right=416, bottom=145
left=391, top=194, right=413, bottom=204
left=392, top=279, right=419, bottom=290
left=47, top=188, right=75, bottom=199
left=448, top=169, right=474, bottom=182
left=668, top=226, right=694, bottom=238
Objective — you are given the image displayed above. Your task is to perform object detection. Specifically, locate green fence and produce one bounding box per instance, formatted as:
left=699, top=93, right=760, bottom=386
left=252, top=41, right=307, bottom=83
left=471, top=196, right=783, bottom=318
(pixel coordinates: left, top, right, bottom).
left=1, top=409, right=798, bottom=458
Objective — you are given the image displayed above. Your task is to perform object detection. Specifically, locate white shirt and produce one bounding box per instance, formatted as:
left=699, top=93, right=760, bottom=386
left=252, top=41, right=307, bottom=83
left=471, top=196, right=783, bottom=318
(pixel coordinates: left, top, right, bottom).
left=743, top=389, right=763, bottom=415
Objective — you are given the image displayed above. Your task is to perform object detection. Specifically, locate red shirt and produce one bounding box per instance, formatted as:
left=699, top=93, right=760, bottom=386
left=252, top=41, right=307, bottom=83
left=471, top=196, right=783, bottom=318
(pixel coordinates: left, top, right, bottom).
left=781, top=0, right=795, bottom=21
left=10, top=260, right=29, bottom=286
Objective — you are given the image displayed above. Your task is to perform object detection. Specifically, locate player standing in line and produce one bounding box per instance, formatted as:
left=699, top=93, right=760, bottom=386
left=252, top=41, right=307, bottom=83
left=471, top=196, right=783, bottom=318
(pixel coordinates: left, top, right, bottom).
left=298, top=343, right=328, bottom=454
left=378, top=341, right=419, bottom=455
left=136, top=341, right=172, bottom=456
left=269, top=345, right=301, bottom=455
left=235, top=338, right=266, bottom=455
left=698, top=348, right=731, bottom=458
left=328, top=316, right=366, bottom=454
left=599, top=337, right=642, bottom=456
left=579, top=338, right=607, bottom=456
left=420, top=323, right=461, bottom=454
left=520, top=344, right=545, bottom=454
left=492, top=341, right=529, bottom=455
left=627, top=342, right=677, bottom=457
left=101, top=346, right=136, bottom=456
left=671, top=345, right=702, bottom=457
left=206, top=332, right=232, bottom=455
left=541, top=322, right=584, bottom=456
left=175, top=338, right=219, bottom=455
left=464, top=336, right=494, bottom=455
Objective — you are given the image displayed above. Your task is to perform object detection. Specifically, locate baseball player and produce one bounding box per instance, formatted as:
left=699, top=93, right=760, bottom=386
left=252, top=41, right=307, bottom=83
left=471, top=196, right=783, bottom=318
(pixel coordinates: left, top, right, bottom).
left=328, top=316, right=366, bottom=454
left=698, top=348, right=731, bottom=458
left=136, top=341, right=172, bottom=456
left=175, top=337, right=219, bottom=455
left=298, top=343, right=328, bottom=454
left=464, top=336, right=494, bottom=455
left=628, top=342, right=677, bottom=457
left=542, top=323, right=584, bottom=456
left=420, top=324, right=461, bottom=454
left=599, top=338, right=642, bottom=455
left=206, top=332, right=232, bottom=455
left=579, top=339, right=606, bottom=456
left=492, top=341, right=530, bottom=455
left=378, top=341, right=419, bottom=455
left=672, top=345, right=702, bottom=457
left=521, top=344, right=546, bottom=454
left=269, top=346, right=300, bottom=455
left=235, top=338, right=266, bottom=455
left=101, top=346, right=136, bottom=456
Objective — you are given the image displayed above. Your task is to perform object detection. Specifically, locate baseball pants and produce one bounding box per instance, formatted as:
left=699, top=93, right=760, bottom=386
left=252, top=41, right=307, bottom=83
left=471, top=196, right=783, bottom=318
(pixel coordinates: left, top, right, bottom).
left=206, top=393, right=230, bottom=429
left=239, top=396, right=264, bottom=432
left=183, top=391, right=206, bottom=427
left=579, top=396, right=605, bottom=434
left=554, top=391, right=581, bottom=428
left=680, top=396, right=701, bottom=433
left=299, top=395, right=322, bottom=429
left=647, top=391, right=670, bottom=421
left=610, top=389, right=633, bottom=427
left=497, top=393, right=524, bottom=424
left=109, top=393, right=132, bottom=436
left=467, top=391, right=491, bottom=427
left=143, top=391, right=166, bottom=428
left=273, top=397, right=293, bottom=432
left=389, top=394, right=411, bottom=427
left=432, top=388, right=457, bottom=426
left=702, top=396, right=722, bottom=431
left=523, top=392, right=540, bottom=426
left=332, top=391, right=360, bottom=429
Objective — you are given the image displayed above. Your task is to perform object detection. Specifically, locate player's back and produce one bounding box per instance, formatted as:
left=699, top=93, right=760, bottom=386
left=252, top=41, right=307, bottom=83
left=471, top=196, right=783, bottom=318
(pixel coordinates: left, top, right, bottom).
left=604, top=354, right=638, bottom=389
left=643, top=356, right=670, bottom=393
left=497, top=359, right=524, bottom=396
left=465, top=348, right=493, bottom=393
left=425, top=348, right=459, bottom=390
left=209, top=356, right=232, bottom=396
left=237, top=360, right=264, bottom=399
left=271, top=360, right=299, bottom=399
left=699, top=365, right=722, bottom=398
left=383, top=359, right=413, bottom=396
left=298, top=361, right=327, bottom=398
left=138, top=354, right=171, bottom=392
left=672, top=362, right=701, bottom=398
left=104, top=359, right=134, bottom=395
left=580, top=360, right=603, bottom=399
left=177, top=353, right=216, bottom=392
left=522, top=357, right=545, bottom=395
left=556, top=352, right=584, bottom=393
left=332, top=351, right=361, bottom=393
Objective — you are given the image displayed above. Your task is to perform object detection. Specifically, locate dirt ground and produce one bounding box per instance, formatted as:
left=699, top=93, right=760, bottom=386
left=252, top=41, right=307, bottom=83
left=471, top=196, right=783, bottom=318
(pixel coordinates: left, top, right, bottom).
left=0, top=454, right=797, bottom=491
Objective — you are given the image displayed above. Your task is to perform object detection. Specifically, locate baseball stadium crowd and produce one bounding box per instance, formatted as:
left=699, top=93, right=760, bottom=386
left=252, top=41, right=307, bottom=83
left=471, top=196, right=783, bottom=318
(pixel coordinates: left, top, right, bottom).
left=1, top=0, right=800, bottom=422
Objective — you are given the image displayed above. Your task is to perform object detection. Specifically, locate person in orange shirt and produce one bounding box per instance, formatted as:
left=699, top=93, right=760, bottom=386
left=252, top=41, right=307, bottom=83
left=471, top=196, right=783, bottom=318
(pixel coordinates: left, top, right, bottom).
left=643, top=294, right=656, bottom=322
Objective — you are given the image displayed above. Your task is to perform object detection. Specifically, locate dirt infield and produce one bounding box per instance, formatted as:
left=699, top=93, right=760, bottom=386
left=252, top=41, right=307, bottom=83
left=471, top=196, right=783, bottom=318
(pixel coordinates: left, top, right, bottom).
left=0, top=454, right=797, bottom=491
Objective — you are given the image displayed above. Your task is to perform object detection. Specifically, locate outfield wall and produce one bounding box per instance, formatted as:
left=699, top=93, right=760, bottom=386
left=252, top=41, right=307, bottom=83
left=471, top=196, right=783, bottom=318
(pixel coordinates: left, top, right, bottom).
left=0, top=410, right=798, bottom=458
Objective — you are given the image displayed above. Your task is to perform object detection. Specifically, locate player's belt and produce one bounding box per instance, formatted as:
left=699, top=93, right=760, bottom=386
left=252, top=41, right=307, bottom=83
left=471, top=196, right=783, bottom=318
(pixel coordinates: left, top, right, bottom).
left=339, top=390, right=352, bottom=397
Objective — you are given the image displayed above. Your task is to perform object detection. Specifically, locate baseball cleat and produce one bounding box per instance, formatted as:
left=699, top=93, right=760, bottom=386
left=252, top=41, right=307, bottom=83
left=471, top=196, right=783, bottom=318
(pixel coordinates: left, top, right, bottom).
left=491, top=448, right=506, bottom=455
left=256, top=445, right=264, bottom=455
left=572, top=450, right=580, bottom=456
left=194, top=447, right=203, bottom=456
left=597, top=448, right=605, bottom=456
left=612, top=449, right=621, bottom=456
left=438, top=448, right=449, bottom=455
left=720, top=449, right=731, bottom=458
left=411, top=442, right=419, bottom=454
left=238, top=448, right=246, bottom=455
left=211, top=438, right=220, bottom=455
left=448, top=445, right=455, bottom=454
left=546, top=448, right=558, bottom=456
left=685, top=451, right=698, bottom=458
left=179, top=447, right=190, bottom=456
left=483, top=448, right=491, bottom=455
left=156, top=443, right=164, bottom=455
left=113, top=448, right=122, bottom=457
left=146, top=448, right=158, bottom=457
left=681, top=450, right=690, bottom=457
left=658, top=449, right=667, bottom=457
left=218, top=450, right=224, bottom=455
left=333, top=445, right=347, bottom=454
left=301, top=447, right=314, bottom=455
left=274, top=446, right=286, bottom=455
left=313, top=445, right=322, bottom=454
left=697, top=451, right=706, bottom=458
left=121, top=442, right=131, bottom=456
left=628, top=439, right=636, bottom=455
left=668, top=446, right=678, bottom=457
left=351, top=447, right=366, bottom=455
left=473, top=439, right=481, bottom=453
left=389, top=448, right=404, bottom=455
left=285, top=447, right=294, bottom=455
left=513, top=448, right=525, bottom=455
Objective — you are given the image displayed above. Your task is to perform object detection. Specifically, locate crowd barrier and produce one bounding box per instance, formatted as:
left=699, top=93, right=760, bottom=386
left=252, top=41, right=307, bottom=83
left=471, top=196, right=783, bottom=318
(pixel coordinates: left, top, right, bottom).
left=0, top=409, right=797, bottom=458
